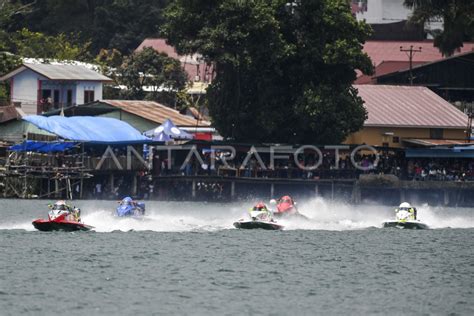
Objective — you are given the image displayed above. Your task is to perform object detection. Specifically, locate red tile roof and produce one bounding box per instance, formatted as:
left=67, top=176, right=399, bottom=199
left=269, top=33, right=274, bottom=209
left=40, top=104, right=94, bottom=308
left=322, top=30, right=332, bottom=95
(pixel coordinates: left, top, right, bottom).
left=363, top=41, right=474, bottom=67
left=102, top=100, right=210, bottom=127
left=354, top=85, right=468, bottom=129
left=135, top=38, right=212, bottom=82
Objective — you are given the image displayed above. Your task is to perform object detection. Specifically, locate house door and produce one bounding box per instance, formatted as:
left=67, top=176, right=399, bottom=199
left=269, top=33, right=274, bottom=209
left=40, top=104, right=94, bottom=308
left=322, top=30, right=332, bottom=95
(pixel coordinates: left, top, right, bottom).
left=41, top=89, right=52, bottom=112
left=67, top=90, right=73, bottom=106
left=53, top=90, right=60, bottom=108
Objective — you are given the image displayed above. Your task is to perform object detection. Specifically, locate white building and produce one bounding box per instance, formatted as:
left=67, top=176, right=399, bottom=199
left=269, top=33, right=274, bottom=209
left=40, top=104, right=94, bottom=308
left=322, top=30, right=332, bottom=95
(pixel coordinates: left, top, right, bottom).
left=0, top=62, right=112, bottom=115
left=353, top=0, right=442, bottom=36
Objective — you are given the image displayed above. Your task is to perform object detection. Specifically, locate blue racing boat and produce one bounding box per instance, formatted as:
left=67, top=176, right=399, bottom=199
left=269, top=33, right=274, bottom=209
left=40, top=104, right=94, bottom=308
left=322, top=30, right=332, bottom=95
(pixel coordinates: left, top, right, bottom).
left=115, top=197, right=146, bottom=217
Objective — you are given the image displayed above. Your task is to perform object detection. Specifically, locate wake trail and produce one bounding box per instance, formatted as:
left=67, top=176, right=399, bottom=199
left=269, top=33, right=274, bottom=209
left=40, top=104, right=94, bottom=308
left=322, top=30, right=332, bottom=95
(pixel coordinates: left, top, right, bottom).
left=1, top=199, right=473, bottom=232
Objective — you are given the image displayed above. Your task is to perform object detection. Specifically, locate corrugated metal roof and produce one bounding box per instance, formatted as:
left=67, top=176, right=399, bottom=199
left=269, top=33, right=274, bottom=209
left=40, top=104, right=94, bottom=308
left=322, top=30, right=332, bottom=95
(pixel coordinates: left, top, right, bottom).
left=403, top=139, right=474, bottom=146
left=363, top=41, right=474, bottom=66
left=0, top=106, right=20, bottom=123
left=354, top=85, right=468, bottom=128
left=102, top=100, right=210, bottom=127
left=4, top=63, right=112, bottom=81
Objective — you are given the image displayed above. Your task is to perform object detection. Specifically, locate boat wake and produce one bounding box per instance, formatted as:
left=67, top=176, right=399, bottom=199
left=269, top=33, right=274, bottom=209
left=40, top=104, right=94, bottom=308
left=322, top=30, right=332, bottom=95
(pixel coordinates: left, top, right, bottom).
left=1, top=198, right=473, bottom=232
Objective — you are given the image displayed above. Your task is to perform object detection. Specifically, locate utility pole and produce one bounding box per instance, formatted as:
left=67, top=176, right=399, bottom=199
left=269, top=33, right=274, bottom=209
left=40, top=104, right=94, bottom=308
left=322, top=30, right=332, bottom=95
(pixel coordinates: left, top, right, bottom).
left=400, top=45, right=422, bottom=85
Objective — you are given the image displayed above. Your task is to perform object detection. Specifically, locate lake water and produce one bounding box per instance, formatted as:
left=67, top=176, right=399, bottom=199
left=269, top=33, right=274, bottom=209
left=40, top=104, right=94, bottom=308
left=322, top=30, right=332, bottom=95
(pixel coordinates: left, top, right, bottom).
left=0, top=198, right=473, bottom=315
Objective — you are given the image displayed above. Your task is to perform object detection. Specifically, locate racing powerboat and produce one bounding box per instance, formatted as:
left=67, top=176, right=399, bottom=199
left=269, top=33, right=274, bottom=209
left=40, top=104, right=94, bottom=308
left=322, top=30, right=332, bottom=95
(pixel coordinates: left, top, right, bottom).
left=32, top=202, right=93, bottom=232
left=382, top=208, right=428, bottom=229
left=115, top=197, right=145, bottom=217
left=271, top=196, right=308, bottom=220
left=233, top=209, right=284, bottom=230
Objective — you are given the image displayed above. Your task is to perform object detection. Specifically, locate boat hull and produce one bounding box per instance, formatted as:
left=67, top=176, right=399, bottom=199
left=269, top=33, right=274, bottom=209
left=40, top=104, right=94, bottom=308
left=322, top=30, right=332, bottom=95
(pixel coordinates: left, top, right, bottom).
left=32, top=219, right=93, bottom=232
left=233, top=220, right=283, bottom=230
left=382, top=220, right=429, bottom=230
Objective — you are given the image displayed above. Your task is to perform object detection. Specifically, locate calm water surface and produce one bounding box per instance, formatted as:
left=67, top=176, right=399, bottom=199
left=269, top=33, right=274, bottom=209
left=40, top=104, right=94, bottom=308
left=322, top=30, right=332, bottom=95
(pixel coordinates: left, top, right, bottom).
left=0, top=199, right=473, bottom=315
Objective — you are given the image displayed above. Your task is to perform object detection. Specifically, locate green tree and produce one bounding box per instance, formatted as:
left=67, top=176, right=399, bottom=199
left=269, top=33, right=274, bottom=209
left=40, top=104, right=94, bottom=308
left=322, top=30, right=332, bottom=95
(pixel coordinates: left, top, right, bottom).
left=14, top=0, right=170, bottom=54
left=162, top=0, right=373, bottom=144
left=8, top=28, right=92, bottom=61
left=117, top=47, right=187, bottom=107
left=0, top=1, right=31, bottom=102
left=404, top=0, right=474, bottom=56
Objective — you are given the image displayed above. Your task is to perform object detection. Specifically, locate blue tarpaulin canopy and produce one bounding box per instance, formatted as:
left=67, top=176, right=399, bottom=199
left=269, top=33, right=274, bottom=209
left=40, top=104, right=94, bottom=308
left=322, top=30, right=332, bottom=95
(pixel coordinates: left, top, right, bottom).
left=9, top=140, right=78, bottom=153
left=144, top=119, right=194, bottom=141
left=23, top=115, right=150, bottom=144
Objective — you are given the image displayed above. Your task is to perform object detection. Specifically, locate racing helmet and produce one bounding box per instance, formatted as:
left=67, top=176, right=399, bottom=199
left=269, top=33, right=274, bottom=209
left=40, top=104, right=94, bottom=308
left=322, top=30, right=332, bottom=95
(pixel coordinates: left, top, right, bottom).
left=399, top=202, right=411, bottom=210
left=53, top=200, right=68, bottom=211
left=254, top=202, right=266, bottom=210
left=281, top=195, right=292, bottom=203
left=122, top=196, right=133, bottom=205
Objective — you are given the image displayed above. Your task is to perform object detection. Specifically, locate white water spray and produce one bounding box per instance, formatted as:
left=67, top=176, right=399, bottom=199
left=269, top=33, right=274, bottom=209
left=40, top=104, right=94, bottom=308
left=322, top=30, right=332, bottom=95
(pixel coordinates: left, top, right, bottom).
left=1, top=198, right=473, bottom=232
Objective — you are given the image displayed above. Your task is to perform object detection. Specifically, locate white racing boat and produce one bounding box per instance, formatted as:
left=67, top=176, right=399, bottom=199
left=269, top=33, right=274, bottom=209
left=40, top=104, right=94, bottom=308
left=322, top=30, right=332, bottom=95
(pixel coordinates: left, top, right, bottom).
left=233, top=210, right=284, bottom=230
left=382, top=209, right=429, bottom=229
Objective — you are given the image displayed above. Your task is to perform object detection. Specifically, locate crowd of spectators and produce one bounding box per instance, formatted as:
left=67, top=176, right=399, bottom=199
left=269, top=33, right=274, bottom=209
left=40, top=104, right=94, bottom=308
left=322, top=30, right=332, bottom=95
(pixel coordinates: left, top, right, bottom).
left=150, top=148, right=474, bottom=182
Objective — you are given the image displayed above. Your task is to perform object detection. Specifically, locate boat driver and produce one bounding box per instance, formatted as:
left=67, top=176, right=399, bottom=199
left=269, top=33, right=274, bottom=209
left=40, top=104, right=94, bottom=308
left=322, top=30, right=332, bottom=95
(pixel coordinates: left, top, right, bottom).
left=397, top=202, right=417, bottom=220
left=253, top=202, right=269, bottom=212
left=49, top=200, right=75, bottom=221
left=251, top=202, right=273, bottom=219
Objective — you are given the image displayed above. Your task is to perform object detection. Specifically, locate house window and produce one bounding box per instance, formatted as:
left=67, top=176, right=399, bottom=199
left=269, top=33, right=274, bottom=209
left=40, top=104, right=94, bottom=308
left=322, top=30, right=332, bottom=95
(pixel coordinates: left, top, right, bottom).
left=430, top=128, right=444, bottom=139
left=84, top=90, right=94, bottom=104
left=392, top=136, right=400, bottom=143
left=382, top=142, right=389, bottom=148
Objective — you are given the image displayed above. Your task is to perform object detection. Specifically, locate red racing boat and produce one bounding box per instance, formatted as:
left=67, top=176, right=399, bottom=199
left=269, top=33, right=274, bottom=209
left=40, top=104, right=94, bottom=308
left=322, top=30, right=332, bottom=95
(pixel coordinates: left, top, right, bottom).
left=272, top=196, right=308, bottom=219
left=32, top=202, right=93, bottom=232
left=32, top=217, right=93, bottom=232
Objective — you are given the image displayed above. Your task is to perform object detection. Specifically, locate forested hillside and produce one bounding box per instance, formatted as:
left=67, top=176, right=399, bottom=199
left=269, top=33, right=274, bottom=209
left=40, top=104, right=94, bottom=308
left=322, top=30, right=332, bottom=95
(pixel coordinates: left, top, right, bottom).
left=5, top=0, right=169, bottom=54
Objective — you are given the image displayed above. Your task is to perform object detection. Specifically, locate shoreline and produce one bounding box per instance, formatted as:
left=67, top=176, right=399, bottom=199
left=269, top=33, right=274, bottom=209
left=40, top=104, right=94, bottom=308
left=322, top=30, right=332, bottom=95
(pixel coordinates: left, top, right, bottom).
left=2, top=174, right=474, bottom=206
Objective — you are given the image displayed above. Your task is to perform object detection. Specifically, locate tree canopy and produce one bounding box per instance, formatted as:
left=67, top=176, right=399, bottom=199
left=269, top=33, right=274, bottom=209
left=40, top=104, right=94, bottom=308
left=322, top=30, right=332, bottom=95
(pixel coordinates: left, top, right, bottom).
left=116, top=47, right=187, bottom=107
left=162, top=0, right=373, bottom=144
left=12, top=0, right=170, bottom=54
left=404, top=0, right=474, bottom=56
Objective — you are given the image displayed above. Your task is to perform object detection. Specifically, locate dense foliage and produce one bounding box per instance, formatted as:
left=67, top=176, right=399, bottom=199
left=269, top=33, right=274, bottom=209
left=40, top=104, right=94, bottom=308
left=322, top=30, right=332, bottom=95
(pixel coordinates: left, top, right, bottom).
left=10, top=0, right=170, bottom=54
left=404, top=0, right=474, bottom=56
left=162, top=0, right=373, bottom=144
left=116, top=47, right=187, bottom=107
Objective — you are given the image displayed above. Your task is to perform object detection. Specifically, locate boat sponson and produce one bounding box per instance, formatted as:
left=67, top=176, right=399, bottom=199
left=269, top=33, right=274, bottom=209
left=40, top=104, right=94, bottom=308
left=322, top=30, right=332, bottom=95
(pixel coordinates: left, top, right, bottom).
left=383, top=221, right=429, bottom=229
left=32, top=219, right=93, bottom=232
left=233, top=220, right=283, bottom=230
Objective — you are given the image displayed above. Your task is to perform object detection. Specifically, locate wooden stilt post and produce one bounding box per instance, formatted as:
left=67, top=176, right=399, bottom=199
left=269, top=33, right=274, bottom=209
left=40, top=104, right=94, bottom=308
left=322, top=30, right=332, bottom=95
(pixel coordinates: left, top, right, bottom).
left=109, top=174, right=114, bottom=196
left=231, top=181, right=235, bottom=200
left=132, top=173, right=138, bottom=196
left=192, top=180, right=196, bottom=198
left=331, top=181, right=335, bottom=200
